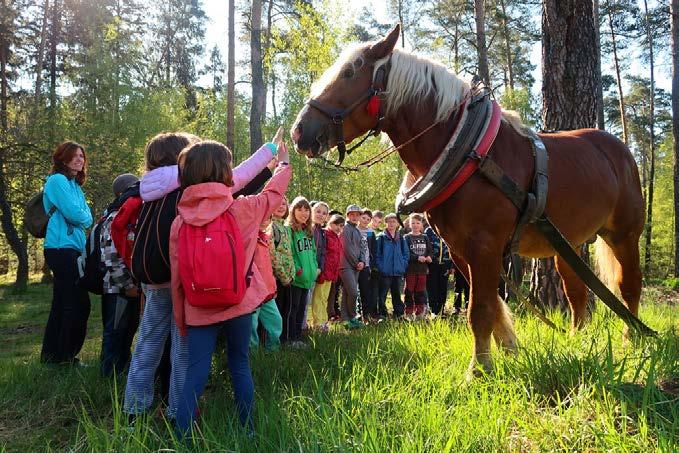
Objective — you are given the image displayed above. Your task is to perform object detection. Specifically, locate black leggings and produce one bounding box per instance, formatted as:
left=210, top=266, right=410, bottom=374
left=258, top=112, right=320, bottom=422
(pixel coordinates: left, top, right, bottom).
left=41, top=248, right=91, bottom=363
left=277, top=282, right=309, bottom=342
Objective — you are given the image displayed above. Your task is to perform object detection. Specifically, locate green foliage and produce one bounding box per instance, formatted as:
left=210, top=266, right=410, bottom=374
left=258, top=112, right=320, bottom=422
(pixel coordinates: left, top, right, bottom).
left=499, top=87, right=539, bottom=127
left=662, top=277, right=679, bottom=291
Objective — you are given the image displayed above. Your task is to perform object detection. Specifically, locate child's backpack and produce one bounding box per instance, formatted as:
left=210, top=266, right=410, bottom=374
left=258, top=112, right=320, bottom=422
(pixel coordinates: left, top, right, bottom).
left=178, top=211, right=247, bottom=308
left=24, top=191, right=56, bottom=238
left=77, top=217, right=106, bottom=294
left=111, top=195, right=142, bottom=269
left=131, top=190, right=180, bottom=284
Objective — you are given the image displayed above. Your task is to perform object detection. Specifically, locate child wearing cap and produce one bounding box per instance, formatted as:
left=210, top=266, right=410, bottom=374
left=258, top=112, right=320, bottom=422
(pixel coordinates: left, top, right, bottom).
left=340, top=204, right=366, bottom=328
left=99, top=173, right=141, bottom=377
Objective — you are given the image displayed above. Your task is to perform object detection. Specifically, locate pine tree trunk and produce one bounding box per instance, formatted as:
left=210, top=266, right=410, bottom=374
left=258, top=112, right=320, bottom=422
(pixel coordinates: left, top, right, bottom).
left=536, top=0, right=598, bottom=310
left=261, top=0, right=274, bottom=121
left=249, top=0, right=265, bottom=154
left=34, top=0, right=50, bottom=104
left=643, top=0, right=655, bottom=276
left=499, top=0, right=514, bottom=91
left=607, top=5, right=628, bottom=144
left=398, top=0, right=405, bottom=48
left=593, top=0, right=605, bottom=130
left=474, top=0, right=490, bottom=87
left=227, top=0, right=235, bottom=151
left=453, top=22, right=460, bottom=73
left=49, top=0, right=60, bottom=143
left=672, top=0, right=679, bottom=277
left=530, top=257, right=565, bottom=309
left=541, top=0, right=598, bottom=130
left=0, top=8, right=29, bottom=292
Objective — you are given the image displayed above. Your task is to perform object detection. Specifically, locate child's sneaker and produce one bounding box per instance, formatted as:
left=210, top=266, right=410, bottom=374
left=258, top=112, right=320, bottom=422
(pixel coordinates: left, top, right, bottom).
left=289, top=340, right=308, bottom=349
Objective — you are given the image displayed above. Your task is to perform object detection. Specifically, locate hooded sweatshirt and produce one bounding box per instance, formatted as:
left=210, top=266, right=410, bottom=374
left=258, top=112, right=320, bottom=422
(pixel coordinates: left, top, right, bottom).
left=140, top=143, right=275, bottom=202
left=138, top=143, right=276, bottom=289
left=289, top=228, right=318, bottom=289
left=170, top=163, right=291, bottom=336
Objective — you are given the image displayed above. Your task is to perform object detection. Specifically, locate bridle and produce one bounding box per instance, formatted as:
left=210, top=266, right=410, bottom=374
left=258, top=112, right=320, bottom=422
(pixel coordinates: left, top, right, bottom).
left=306, top=64, right=388, bottom=165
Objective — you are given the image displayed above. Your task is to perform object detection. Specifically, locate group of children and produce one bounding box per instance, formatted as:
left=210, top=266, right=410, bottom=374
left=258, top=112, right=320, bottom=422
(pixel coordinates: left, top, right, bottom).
left=89, top=128, right=470, bottom=438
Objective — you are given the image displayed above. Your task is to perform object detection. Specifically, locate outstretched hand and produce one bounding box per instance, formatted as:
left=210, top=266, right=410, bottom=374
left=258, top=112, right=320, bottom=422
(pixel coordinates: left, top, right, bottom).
left=278, top=141, right=289, bottom=164
left=271, top=126, right=285, bottom=147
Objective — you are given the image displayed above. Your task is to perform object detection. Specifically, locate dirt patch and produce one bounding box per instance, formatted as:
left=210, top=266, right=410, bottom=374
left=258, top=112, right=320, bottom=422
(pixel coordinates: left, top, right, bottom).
left=659, top=377, right=679, bottom=397
left=0, top=324, right=42, bottom=336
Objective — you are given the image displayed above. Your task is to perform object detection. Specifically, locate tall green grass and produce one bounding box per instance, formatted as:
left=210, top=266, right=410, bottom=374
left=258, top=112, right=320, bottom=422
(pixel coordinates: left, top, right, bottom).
left=1, top=282, right=677, bottom=451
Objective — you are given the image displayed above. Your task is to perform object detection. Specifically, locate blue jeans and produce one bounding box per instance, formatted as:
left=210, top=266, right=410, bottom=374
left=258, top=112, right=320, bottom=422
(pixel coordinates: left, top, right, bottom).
left=100, top=293, right=140, bottom=377
left=175, top=314, right=254, bottom=436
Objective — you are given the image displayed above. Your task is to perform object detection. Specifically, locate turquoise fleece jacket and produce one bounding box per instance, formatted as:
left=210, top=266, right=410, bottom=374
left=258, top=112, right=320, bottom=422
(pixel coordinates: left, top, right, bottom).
left=42, top=173, right=93, bottom=251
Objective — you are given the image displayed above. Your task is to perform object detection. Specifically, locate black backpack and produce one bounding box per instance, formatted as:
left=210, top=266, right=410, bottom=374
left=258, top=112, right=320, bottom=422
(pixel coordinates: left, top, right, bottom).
left=24, top=192, right=56, bottom=238
left=77, top=218, right=105, bottom=295
left=131, top=190, right=180, bottom=285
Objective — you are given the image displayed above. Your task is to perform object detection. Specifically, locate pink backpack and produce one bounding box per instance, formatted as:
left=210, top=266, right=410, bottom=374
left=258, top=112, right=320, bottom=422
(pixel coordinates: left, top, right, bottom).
left=178, top=211, right=246, bottom=308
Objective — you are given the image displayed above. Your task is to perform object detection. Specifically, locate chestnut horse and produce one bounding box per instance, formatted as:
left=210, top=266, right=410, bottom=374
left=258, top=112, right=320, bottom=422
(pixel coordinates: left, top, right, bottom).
left=291, top=25, right=644, bottom=377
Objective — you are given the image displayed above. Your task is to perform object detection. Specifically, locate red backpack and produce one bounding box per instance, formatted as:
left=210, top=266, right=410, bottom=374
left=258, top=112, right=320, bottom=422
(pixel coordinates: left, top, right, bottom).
left=111, top=195, right=143, bottom=269
left=178, top=211, right=247, bottom=308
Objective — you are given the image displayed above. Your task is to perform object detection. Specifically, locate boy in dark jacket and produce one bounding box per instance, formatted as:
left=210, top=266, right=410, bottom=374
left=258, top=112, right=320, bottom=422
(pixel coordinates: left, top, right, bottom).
left=358, top=209, right=379, bottom=321
left=375, top=213, right=409, bottom=318
left=404, top=213, right=433, bottom=318
left=425, top=226, right=453, bottom=316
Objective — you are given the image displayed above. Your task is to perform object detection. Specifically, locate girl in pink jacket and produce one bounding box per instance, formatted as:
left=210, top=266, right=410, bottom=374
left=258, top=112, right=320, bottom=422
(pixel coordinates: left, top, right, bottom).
left=170, top=140, right=291, bottom=436
left=124, top=131, right=278, bottom=422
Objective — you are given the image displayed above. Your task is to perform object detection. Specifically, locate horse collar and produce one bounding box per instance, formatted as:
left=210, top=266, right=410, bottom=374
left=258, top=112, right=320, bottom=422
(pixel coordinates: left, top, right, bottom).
left=396, top=93, right=502, bottom=214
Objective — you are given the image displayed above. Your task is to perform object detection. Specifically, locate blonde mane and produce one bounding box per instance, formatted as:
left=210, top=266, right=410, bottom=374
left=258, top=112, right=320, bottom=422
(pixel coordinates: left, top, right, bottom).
left=312, top=44, right=528, bottom=134
left=374, top=48, right=470, bottom=123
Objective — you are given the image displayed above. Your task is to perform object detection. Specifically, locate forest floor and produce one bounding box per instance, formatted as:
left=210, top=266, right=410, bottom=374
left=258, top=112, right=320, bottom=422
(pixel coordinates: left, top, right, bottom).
left=0, top=277, right=677, bottom=452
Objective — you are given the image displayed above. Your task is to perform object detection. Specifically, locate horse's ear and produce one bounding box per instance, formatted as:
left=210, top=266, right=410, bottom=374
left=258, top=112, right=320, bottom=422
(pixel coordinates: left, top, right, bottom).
left=367, top=24, right=400, bottom=60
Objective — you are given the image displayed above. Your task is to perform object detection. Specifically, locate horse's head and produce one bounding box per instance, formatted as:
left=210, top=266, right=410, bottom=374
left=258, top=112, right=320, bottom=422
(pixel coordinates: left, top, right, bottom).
left=291, top=25, right=401, bottom=157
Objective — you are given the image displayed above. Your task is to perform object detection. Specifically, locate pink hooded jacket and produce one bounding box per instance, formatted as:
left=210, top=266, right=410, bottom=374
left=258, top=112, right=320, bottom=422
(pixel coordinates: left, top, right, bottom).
left=140, top=143, right=275, bottom=202
left=170, top=163, right=291, bottom=336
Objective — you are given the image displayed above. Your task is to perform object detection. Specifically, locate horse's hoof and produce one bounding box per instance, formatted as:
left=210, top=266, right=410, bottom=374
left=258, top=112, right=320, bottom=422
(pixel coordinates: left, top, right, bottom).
left=466, top=359, right=493, bottom=382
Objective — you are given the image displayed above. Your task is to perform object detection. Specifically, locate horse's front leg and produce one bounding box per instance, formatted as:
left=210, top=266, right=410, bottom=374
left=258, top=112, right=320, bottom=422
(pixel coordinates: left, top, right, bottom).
left=465, top=238, right=511, bottom=379
left=450, top=250, right=517, bottom=356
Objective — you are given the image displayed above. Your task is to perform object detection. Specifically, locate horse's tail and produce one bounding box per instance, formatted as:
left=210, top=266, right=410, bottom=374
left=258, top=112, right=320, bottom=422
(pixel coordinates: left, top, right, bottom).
left=593, top=236, right=620, bottom=293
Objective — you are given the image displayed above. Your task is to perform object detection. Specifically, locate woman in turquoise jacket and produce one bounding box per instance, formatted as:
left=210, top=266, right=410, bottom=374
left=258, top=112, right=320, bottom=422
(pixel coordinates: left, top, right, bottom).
left=41, top=141, right=93, bottom=365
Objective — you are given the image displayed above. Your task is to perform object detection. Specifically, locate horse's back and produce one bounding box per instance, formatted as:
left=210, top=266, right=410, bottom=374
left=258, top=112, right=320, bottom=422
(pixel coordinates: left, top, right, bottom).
left=540, top=128, right=640, bottom=187
left=516, top=127, right=643, bottom=253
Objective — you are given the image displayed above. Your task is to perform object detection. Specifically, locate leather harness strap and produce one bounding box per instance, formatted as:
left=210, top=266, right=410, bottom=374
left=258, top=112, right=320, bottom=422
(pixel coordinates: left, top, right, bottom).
left=474, top=131, right=549, bottom=254
left=533, top=216, right=656, bottom=336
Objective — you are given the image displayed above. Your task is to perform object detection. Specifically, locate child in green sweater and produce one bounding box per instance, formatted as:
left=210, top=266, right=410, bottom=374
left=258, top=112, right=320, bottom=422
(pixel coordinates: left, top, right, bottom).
left=283, top=196, right=318, bottom=347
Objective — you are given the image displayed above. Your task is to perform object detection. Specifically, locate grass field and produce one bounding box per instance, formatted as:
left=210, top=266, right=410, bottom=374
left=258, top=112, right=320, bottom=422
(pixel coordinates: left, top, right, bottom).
left=0, top=279, right=677, bottom=452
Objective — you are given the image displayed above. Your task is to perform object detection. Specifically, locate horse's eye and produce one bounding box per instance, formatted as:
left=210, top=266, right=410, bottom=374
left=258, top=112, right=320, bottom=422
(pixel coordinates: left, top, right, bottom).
left=342, top=68, right=354, bottom=79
